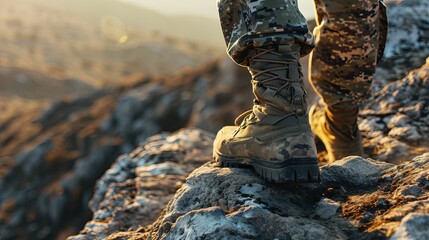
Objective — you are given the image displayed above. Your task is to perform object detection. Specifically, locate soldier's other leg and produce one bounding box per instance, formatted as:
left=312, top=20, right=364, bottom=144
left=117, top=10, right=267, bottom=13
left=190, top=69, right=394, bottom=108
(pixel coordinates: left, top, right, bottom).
left=309, top=0, right=381, bottom=162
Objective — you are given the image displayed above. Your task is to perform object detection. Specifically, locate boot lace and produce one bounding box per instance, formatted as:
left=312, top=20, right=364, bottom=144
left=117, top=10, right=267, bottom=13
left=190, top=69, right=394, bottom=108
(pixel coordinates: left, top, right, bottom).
left=249, top=48, right=307, bottom=114
left=235, top=47, right=307, bottom=129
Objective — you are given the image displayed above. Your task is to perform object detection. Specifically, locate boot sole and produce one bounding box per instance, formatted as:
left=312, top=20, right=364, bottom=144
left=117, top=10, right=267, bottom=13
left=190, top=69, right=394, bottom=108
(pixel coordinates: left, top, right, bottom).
left=215, top=152, right=320, bottom=183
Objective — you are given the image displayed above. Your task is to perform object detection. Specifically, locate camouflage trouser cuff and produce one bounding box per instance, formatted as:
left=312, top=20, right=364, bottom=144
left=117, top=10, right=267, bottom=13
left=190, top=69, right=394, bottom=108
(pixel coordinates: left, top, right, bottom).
left=226, top=33, right=314, bottom=66
left=217, top=0, right=315, bottom=66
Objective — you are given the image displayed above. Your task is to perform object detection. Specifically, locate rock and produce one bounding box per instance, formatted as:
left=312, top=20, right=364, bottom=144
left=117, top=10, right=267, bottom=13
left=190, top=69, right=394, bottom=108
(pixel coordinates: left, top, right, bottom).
left=320, top=156, right=393, bottom=186
left=68, top=129, right=214, bottom=240
left=388, top=126, right=422, bottom=141
left=361, top=58, right=429, bottom=162
left=144, top=141, right=427, bottom=240
left=314, top=198, right=341, bottom=220
left=342, top=153, right=429, bottom=235
left=189, top=58, right=253, bottom=133
left=387, top=114, right=411, bottom=129
left=110, top=84, right=164, bottom=136
left=399, top=102, right=425, bottom=120
left=359, top=117, right=385, bottom=133
left=358, top=0, right=429, bottom=164
left=70, top=130, right=429, bottom=239
left=158, top=207, right=340, bottom=240
left=390, top=213, right=429, bottom=240
left=144, top=163, right=351, bottom=240
left=373, top=137, right=411, bottom=163
left=376, top=0, right=429, bottom=81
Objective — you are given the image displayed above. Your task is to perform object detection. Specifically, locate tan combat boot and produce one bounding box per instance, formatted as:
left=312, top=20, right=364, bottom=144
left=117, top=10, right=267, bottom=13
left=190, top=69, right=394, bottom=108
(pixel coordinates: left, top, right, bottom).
left=213, top=44, right=320, bottom=183
left=309, top=100, right=363, bottom=163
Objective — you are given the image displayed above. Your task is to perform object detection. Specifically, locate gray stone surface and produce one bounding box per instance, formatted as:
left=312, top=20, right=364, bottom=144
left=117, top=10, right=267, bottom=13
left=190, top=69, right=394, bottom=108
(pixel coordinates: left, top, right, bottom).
left=320, top=156, right=393, bottom=186
left=376, top=0, right=429, bottom=81
left=390, top=213, right=429, bottom=240
left=144, top=163, right=353, bottom=240
left=360, top=58, right=429, bottom=163
left=315, top=198, right=341, bottom=220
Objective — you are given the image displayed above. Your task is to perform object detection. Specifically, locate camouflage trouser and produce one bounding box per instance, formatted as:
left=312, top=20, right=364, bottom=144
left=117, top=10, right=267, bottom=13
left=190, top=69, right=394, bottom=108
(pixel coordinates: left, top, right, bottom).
left=217, top=0, right=387, bottom=106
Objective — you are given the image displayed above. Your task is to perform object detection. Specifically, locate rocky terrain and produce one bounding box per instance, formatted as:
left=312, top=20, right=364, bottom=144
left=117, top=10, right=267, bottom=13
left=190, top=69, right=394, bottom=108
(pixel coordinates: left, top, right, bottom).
left=69, top=129, right=429, bottom=240
left=375, top=0, right=429, bottom=81
left=0, top=0, right=428, bottom=239
left=360, top=59, right=429, bottom=163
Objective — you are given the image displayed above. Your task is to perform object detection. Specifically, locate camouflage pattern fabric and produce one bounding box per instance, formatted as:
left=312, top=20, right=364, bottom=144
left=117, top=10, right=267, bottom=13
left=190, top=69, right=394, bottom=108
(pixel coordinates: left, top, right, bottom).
left=217, top=0, right=386, bottom=106
left=217, top=0, right=315, bottom=66
left=310, top=0, right=381, bottom=106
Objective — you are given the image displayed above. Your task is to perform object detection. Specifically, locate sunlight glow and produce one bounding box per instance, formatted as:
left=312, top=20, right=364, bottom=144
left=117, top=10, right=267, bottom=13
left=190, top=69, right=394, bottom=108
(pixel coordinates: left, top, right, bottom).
left=101, top=16, right=129, bottom=43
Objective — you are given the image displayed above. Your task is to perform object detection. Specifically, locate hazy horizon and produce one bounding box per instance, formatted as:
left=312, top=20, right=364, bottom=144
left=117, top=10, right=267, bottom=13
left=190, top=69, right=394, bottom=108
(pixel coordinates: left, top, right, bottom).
left=119, top=0, right=316, bottom=19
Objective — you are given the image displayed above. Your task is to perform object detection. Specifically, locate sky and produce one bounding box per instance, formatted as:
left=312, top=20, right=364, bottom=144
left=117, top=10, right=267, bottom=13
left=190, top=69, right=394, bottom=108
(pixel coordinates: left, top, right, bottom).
left=120, top=0, right=316, bottom=19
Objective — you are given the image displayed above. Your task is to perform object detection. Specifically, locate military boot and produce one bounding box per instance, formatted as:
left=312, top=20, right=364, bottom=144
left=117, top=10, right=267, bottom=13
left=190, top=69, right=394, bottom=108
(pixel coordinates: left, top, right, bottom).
left=309, top=100, right=363, bottom=163
left=213, top=44, right=320, bottom=183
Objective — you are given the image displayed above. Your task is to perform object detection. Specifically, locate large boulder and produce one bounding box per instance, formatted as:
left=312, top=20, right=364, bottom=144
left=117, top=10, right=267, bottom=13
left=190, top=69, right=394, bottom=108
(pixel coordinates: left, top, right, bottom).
left=67, top=129, right=214, bottom=240
left=144, top=150, right=428, bottom=240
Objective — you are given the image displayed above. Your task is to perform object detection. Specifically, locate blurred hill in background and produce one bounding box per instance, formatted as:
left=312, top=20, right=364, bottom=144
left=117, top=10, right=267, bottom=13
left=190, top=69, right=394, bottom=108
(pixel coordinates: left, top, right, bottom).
left=0, top=0, right=223, bottom=100
left=0, top=0, right=225, bottom=128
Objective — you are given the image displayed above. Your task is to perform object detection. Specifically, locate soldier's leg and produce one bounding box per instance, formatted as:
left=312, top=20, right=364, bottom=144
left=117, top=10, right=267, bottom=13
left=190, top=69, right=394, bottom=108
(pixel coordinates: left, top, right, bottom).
left=214, top=0, right=320, bottom=183
left=309, top=0, right=381, bottom=162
